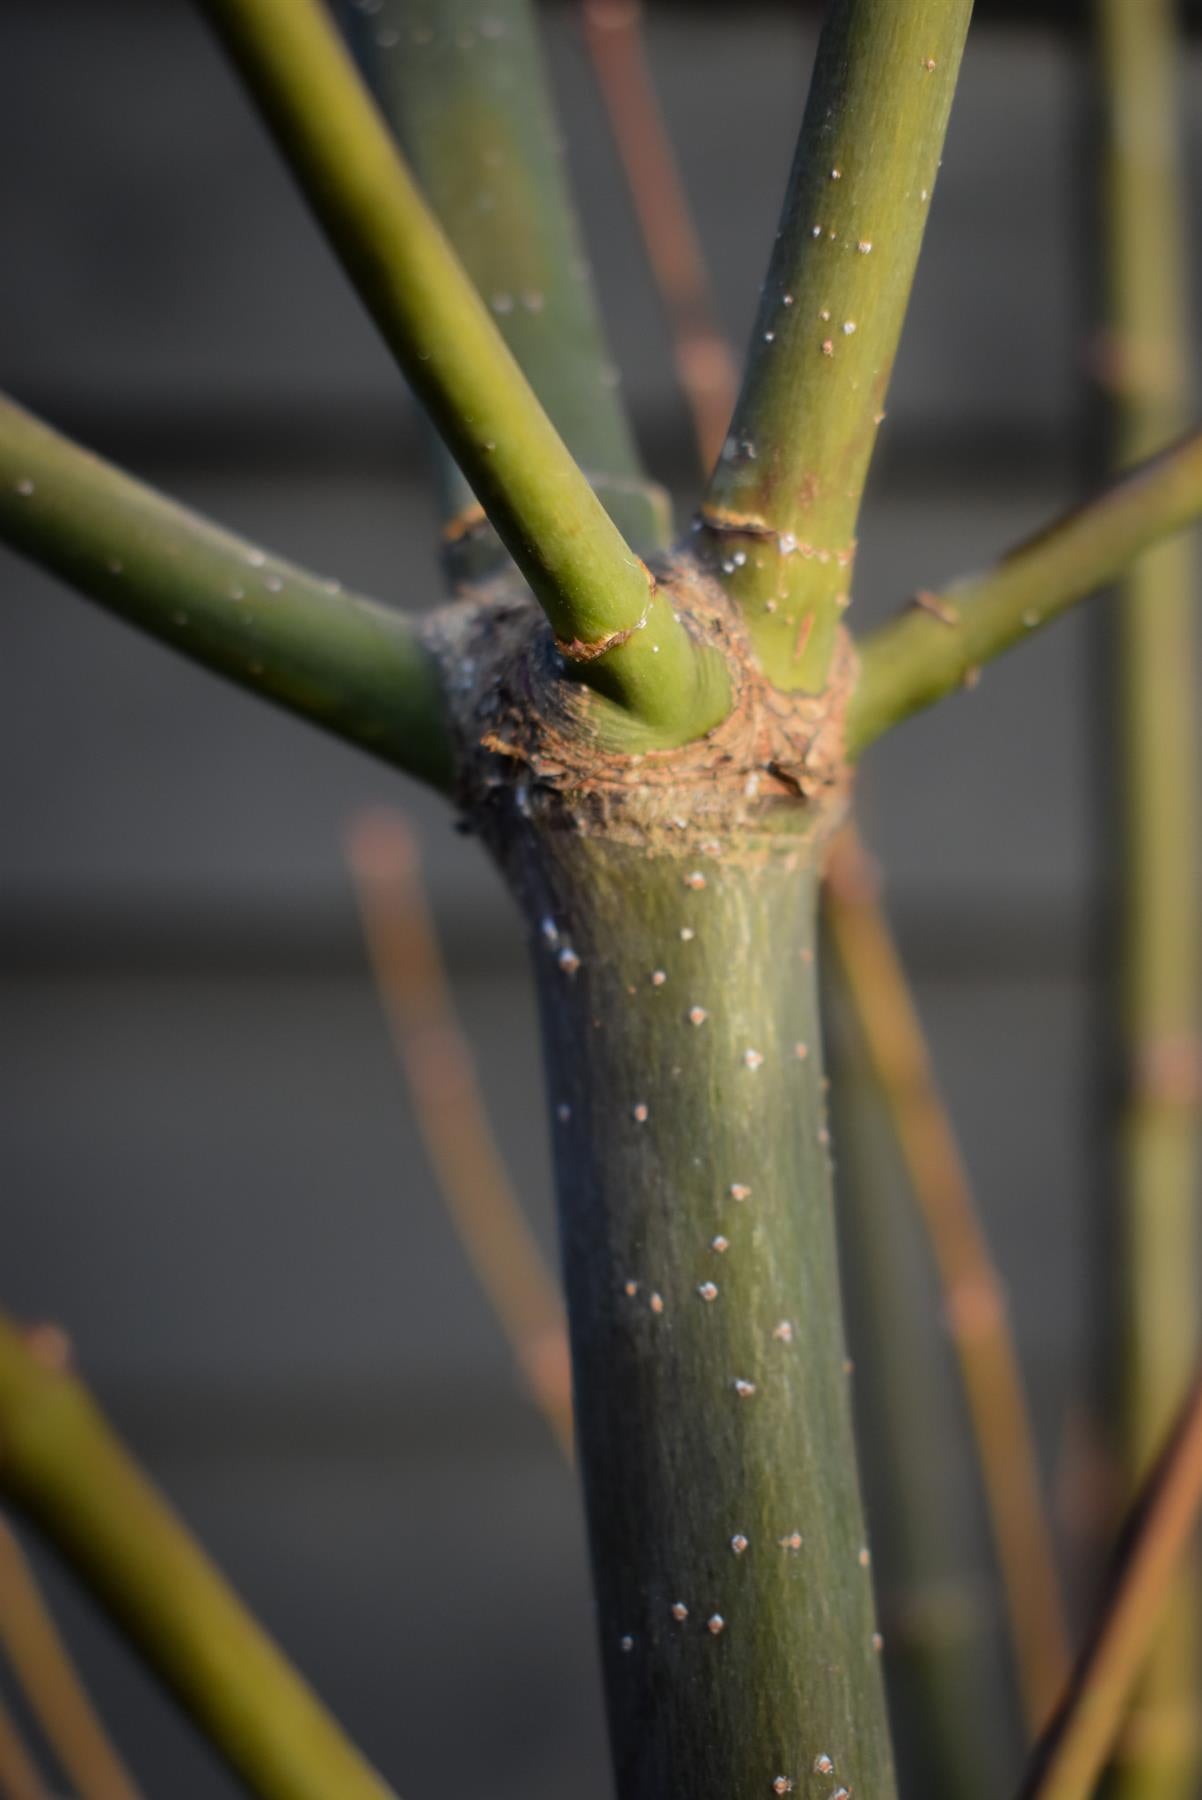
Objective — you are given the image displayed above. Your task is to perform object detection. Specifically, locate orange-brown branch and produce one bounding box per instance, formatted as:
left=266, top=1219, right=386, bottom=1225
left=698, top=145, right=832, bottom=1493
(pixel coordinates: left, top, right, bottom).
left=346, top=812, right=572, bottom=1460
left=580, top=0, right=737, bottom=468
left=824, top=830, right=1072, bottom=1732
left=1020, top=1368, right=1202, bottom=1800
left=0, top=1695, right=48, bottom=1800
left=0, top=1514, right=142, bottom=1800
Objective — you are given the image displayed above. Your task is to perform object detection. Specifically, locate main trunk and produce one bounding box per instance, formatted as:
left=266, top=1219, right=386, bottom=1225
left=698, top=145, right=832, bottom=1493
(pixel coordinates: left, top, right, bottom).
left=507, top=823, right=896, bottom=1800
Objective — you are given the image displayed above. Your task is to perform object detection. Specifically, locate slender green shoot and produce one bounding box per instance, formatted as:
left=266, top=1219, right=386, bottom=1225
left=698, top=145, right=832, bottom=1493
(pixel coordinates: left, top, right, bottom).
left=701, top=0, right=973, bottom=692
left=1098, top=1, right=1201, bottom=1790
left=848, top=425, right=1202, bottom=752
left=0, top=394, right=452, bottom=789
left=0, top=1317, right=398, bottom=1800
left=200, top=0, right=724, bottom=740
left=343, top=0, right=670, bottom=579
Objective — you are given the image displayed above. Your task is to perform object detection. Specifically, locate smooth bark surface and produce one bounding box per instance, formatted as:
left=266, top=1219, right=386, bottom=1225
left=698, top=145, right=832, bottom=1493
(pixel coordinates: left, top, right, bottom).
left=496, top=823, right=895, bottom=1800
left=343, top=0, right=669, bottom=575
left=703, top=0, right=973, bottom=691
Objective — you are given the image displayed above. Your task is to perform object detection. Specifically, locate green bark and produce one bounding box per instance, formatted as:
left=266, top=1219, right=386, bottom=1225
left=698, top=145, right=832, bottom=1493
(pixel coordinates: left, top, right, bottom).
left=201, top=0, right=721, bottom=739
left=0, top=1319, right=396, bottom=1800
left=494, top=821, right=895, bottom=1800
left=341, top=0, right=670, bottom=577
left=0, top=394, right=452, bottom=790
left=848, top=426, right=1202, bottom=753
left=702, top=0, right=972, bottom=692
left=1097, top=2, right=1201, bottom=1793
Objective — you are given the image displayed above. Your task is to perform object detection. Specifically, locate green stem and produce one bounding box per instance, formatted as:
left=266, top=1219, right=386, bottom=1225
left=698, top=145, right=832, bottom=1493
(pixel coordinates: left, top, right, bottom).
left=0, top=1318, right=397, bottom=1800
left=0, top=394, right=452, bottom=789
left=700, top=0, right=972, bottom=693
left=496, top=821, right=895, bottom=1800
left=341, top=0, right=670, bottom=580
left=848, top=425, right=1202, bottom=752
left=1097, top=2, right=1201, bottom=1793
left=201, top=0, right=721, bottom=739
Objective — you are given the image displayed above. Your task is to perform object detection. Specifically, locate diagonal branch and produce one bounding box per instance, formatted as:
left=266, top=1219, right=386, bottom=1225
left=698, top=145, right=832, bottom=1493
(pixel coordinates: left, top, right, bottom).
left=343, top=0, right=670, bottom=581
left=0, top=1696, right=49, bottom=1800
left=0, top=1514, right=143, bottom=1800
left=579, top=0, right=737, bottom=470
left=0, top=394, right=453, bottom=790
left=848, top=425, right=1202, bottom=753
left=347, top=811, right=573, bottom=1461
left=700, top=0, right=974, bottom=694
left=825, top=833, right=1070, bottom=1733
left=200, top=0, right=725, bottom=741
left=1019, top=1367, right=1202, bottom=1800
left=0, top=1317, right=398, bottom=1800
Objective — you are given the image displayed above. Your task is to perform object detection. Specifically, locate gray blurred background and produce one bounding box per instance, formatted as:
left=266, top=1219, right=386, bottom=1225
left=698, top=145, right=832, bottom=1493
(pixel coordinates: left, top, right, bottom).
left=1, top=3, right=1200, bottom=1795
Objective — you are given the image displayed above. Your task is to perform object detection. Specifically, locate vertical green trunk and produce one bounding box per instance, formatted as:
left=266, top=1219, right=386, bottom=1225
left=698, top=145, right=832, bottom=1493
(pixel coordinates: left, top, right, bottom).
left=496, top=822, right=895, bottom=1800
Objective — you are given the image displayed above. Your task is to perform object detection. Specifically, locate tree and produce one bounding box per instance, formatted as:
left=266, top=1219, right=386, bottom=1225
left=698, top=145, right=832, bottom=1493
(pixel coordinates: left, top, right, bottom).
left=1, top=2, right=1200, bottom=1796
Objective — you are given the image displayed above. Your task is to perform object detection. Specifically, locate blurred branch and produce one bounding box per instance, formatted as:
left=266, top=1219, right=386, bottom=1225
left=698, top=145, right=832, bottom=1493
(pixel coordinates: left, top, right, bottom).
left=0, top=393, right=452, bottom=791
left=849, top=425, right=1202, bottom=751
left=0, top=1515, right=141, bottom=1800
left=0, top=1317, right=399, bottom=1800
left=0, top=1697, right=47, bottom=1800
left=580, top=0, right=737, bottom=468
left=825, top=832, right=1071, bottom=1731
left=1096, top=0, right=1202, bottom=1790
left=1020, top=1369, right=1202, bottom=1800
left=347, top=812, right=573, bottom=1460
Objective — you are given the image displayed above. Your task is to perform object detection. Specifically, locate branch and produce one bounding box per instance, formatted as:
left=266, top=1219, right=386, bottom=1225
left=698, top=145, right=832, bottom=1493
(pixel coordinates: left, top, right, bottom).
left=200, top=0, right=725, bottom=742
left=347, top=812, right=573, bottom=1461
left=0, top=394, right=452, bottom=790
left=0, top=1697, right=48, bottom=1800
left=848, top=425, right=1202, bottom=753
left=580, top=0, right=737, bottom=470
left=343, top=0, right=670, bottom=582
left=700, top=0, right=973, bottom=693
left=0, top=1318, right=398, bottom=1800
left=1019, top=1368, right=1202, bottom=1800
left=1096, top=0, right=1202, bottom=1790
left=825, top=831, right=1070, bottom=1733
left=0, top=1515, right=142, bottom=1800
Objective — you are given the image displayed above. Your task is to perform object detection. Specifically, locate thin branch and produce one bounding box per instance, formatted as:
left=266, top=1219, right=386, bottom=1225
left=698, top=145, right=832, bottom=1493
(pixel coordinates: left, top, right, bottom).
left=200, top=0, right=726, bottom=741
left=1097, top=0, right=1202, bottom=1788
left=824, top=832, right=1071, bottom=1733
left=0, top=1697, right=48, bottom=1800
left=0, top=393, right=452, bottom=790
left=700, top=0, right=973, bottom=693
left=580, top=0, right=737, bottom=469
left=343, top=0, right=670, bottom=580
left=1019, top=1369, right=1202, bottom=1800
left=0, top=1318, right=398, bottom=1800
left=0, top=1516, right=142, bottom=1800
left=848, top=425, right=1202, bottom=752
left=347, top=811, right=573, bottom=1460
